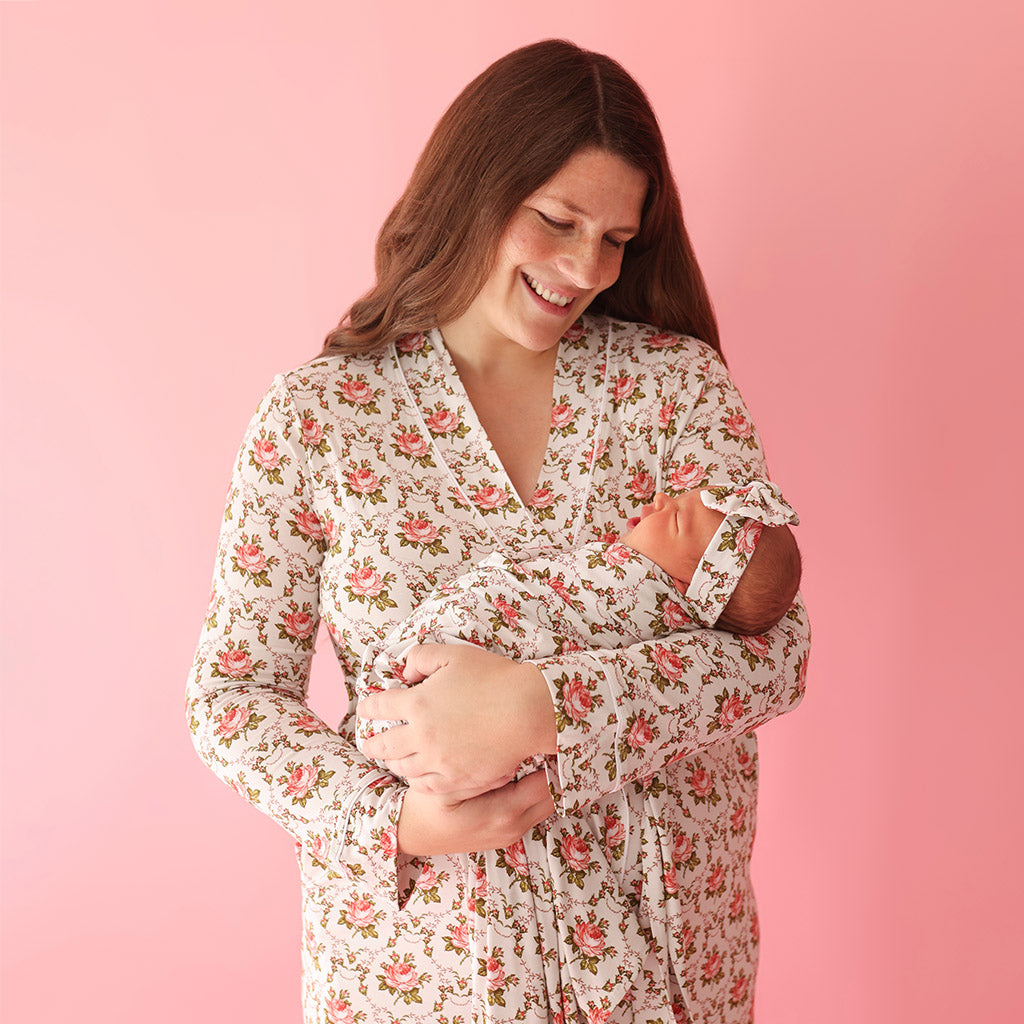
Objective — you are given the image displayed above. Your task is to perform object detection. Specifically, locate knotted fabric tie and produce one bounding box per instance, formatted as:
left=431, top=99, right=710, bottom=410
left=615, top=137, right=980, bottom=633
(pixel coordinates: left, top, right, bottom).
left=683, top=479, right=799, bottom=626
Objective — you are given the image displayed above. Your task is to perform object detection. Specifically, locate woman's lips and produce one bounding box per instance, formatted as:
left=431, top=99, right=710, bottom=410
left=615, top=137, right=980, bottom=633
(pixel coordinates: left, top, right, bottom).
left=522, top=272, right=576, bottom=314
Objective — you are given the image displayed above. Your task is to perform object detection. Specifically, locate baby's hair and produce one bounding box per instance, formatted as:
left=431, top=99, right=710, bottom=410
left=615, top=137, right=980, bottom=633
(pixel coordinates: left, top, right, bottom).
left=717, top=525, right=802, bottom=635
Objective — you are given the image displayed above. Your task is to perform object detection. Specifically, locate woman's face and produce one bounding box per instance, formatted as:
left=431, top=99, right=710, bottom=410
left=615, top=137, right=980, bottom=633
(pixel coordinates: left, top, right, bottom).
left=441, top=147, right=648, bottom=359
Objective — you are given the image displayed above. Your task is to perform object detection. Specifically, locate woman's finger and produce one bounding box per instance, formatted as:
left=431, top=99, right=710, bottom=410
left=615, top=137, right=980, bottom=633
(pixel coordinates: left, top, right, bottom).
left=357, top=687, right=412, bottom=720
left=361, top=723, right=417, bottom=762
left=401, top=642, right=453, bottom=684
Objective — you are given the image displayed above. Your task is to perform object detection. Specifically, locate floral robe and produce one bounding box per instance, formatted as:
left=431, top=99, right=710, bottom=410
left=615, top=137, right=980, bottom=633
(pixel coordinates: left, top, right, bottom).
left=187, top=316, right=811, bottom=1024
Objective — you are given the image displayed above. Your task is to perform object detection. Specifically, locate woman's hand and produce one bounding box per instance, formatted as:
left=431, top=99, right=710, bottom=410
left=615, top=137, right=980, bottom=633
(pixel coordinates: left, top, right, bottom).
left=397, top=771, right=555, bottom=856
left=358, top=644, right=557, bottom=796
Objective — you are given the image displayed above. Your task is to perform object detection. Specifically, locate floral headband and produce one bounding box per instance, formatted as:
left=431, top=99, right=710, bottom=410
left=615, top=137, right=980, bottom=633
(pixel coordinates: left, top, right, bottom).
left=683, top=479, right=800, bottom=627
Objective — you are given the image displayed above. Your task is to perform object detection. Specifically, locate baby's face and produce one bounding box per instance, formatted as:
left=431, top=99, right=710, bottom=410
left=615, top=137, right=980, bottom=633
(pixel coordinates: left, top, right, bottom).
left=623, top=490, right=726, bottom=585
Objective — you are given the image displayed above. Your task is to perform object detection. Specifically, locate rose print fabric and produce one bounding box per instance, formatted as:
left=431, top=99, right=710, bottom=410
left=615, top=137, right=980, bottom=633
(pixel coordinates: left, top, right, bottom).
left=187, top=317, right=811, bottom=1024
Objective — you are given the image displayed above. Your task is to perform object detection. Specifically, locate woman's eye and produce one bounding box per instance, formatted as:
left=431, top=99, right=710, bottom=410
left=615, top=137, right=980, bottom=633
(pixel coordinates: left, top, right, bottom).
left=537, top=211, right=571, bottom=230
left=604, top=236, right=625, bottom=250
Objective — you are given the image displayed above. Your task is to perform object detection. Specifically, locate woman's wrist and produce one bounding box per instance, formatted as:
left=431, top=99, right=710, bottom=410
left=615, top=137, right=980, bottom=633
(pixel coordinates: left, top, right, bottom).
left=518, top=662, right=557, bottom=755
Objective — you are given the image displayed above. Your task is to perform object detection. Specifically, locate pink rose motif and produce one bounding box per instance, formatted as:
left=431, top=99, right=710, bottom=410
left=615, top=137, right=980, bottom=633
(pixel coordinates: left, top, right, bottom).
left=703, top=952, right=723, bottom=980
left=449, top=921, right=471, bottom=952
left=415, top=863, right=438, bottom=890
left=751, top=913, right=760, bottom=942
left=724, top=413, right=753, bottom=440
left=707, top=864, right=726, bottom=893
left=472, top=485, right=510, bottom=510
left=402, top=518, right=441, bottom=544
left=294, top=712, right=321, bottom=731
left=493, top=597, right=520, bottom=628
left=652, top=646, right=686, bottom=682
left=234, top=542, right=268, bottom=574
left=326, top=999, right=356, bottom=1024
left=731, top=975, right=749, bottom=1003
left=562, top=321, right=585, bottom=343
left=349, top=566, right=384, bottom=597
left=602, top=542, right=632, bottom=568
left=379, top=826, right=398, bottom=859
left=742, top=635, right=770, bottom=659
left=529, top=486, right=556, bottom=509
left=345, top=898, right=376, bottom=929
left=612, top=374, right=638, bottom=402
left=572, top=919, right=606, bottom=958
left=549, top=577, right=573, bottom=602
left=383, top=962, right=419, bottom=993
left=217, top=706, right=250, bottom=737
left=673, top=832, right=693, bottom=863
left=734, top=519, right=763, bottom=556
left=628, top=471, right=656, bottom=502
left=689, top=768, right=713, bottom=798
left=645, top=332, right=679, bottom=349
left=586, top=1010, right=612, bottom=1024
left=659, top=401, right=676, bottom=429
left=737, top=749, right=755, bottom=778
left=396, top=333, right=424, bottom=353
left=731, top=803, right=746, bottom=831
left=217, top=650, right=254, bottom=680
left=252, top=437, right=280, bottom=470
left=562, top=675, right=593, bottom=723
left=282, top=610, right=315, bottom=641
left=286, top=765, right=318, bottom=799
left=504, top=840, right=530, bottom=877
left=730, top=888, right=745, bottom=918
left=426, top=408, right=460, bottom=434
left=583, top=438, right=608, bottom=468
left=627, top=715, right=654, bottom=749
left=560, top=833, right=592, bottom=872
left=663, top=863, right=679, bottom=895
left=309, top=834, right=330, bottom=863
left=485, top=957, right=506, bottom=992
left=300, top=418, right=325, bottom=446
left=680, top=926, right=695, bottom=954
left=394, top=431, right=430, bottom=457
left=339, top=379, right=375, bottom=405
left=604, top=815, right=626, bottom=850
left=292, top=508, right=324, bottom=542
left=660, top=600, right=691, bottom=631
left=346, top=467, right=380, bottom=495
left=670, top=462, right=704, bottom=491
left=550, top=404, right=575, bottom=429
left=719, top=693, right=745, bottom=728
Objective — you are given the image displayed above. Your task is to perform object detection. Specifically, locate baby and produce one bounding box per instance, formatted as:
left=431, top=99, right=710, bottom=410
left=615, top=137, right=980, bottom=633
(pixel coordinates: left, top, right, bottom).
left=354, top=478, right=800, bottom=1018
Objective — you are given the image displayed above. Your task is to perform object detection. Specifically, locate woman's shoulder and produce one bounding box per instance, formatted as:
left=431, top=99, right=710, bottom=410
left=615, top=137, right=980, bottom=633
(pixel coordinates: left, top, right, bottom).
left=576, top=314, right=728, bottom=395
left=579, top=314, right=722, bottom=364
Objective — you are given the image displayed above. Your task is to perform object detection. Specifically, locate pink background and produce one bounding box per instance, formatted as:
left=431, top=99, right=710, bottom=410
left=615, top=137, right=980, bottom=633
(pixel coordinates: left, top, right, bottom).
left=3, top=1, right=1022, bottom=1020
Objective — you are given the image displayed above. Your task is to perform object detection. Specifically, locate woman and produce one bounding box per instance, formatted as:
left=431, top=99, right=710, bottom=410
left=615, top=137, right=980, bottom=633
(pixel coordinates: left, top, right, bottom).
left=188, top=39, right=810, bottom=1024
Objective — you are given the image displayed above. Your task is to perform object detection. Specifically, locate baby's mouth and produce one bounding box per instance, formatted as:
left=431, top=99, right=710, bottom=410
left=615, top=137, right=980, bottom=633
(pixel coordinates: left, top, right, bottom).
left=523, top=273, right=574, bottom=308
left=626, top=516, right=640, bottom=530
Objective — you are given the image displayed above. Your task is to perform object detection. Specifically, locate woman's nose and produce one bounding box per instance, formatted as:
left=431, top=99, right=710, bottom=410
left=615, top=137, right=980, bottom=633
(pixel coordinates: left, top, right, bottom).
left=557, top=235, right=603, bottom=289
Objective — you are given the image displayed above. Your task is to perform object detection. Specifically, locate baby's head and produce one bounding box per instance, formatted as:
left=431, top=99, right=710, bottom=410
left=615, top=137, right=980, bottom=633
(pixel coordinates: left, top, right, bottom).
left=623, top=482, right=801, bottom=634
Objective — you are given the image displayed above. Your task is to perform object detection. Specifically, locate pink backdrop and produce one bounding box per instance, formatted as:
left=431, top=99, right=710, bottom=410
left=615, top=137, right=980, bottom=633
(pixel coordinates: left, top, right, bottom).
left=3, top=1, right=1022, bottom=1020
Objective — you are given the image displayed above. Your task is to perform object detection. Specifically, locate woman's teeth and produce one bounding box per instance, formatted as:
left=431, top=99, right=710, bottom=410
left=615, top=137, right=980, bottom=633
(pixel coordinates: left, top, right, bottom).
left=525, top=274, right=573, bottom=308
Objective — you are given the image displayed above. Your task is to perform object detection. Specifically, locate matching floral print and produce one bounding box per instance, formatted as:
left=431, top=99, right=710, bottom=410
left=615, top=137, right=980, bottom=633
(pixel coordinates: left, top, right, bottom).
left=187, top=316, right=810, bottom=1023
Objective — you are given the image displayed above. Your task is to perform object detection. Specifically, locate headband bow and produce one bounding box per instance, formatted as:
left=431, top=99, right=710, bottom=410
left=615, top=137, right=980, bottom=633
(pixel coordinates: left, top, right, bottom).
left=683, top=479, right=799, bottom=627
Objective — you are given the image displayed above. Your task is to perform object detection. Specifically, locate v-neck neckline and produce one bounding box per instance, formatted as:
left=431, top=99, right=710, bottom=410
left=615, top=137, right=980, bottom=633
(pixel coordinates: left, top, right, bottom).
left=394, top=320, right=613, bottom=553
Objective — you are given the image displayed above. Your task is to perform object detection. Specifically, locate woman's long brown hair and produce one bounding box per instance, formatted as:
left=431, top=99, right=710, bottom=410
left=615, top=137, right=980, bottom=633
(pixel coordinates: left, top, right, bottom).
left=323, top=40, right=720, bottom=356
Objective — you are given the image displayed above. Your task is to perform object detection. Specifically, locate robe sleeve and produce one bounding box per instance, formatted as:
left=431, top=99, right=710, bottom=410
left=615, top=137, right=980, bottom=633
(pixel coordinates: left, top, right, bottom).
left=534, top=353, right=811, bottom=814
left=185, top=375, right=407, bottom=902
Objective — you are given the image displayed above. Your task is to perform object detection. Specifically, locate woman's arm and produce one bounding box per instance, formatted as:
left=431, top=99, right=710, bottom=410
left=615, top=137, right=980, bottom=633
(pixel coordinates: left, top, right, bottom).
left=533, top=352, right=811, bottom=813
left=186, top=376, right=408, bottom=893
